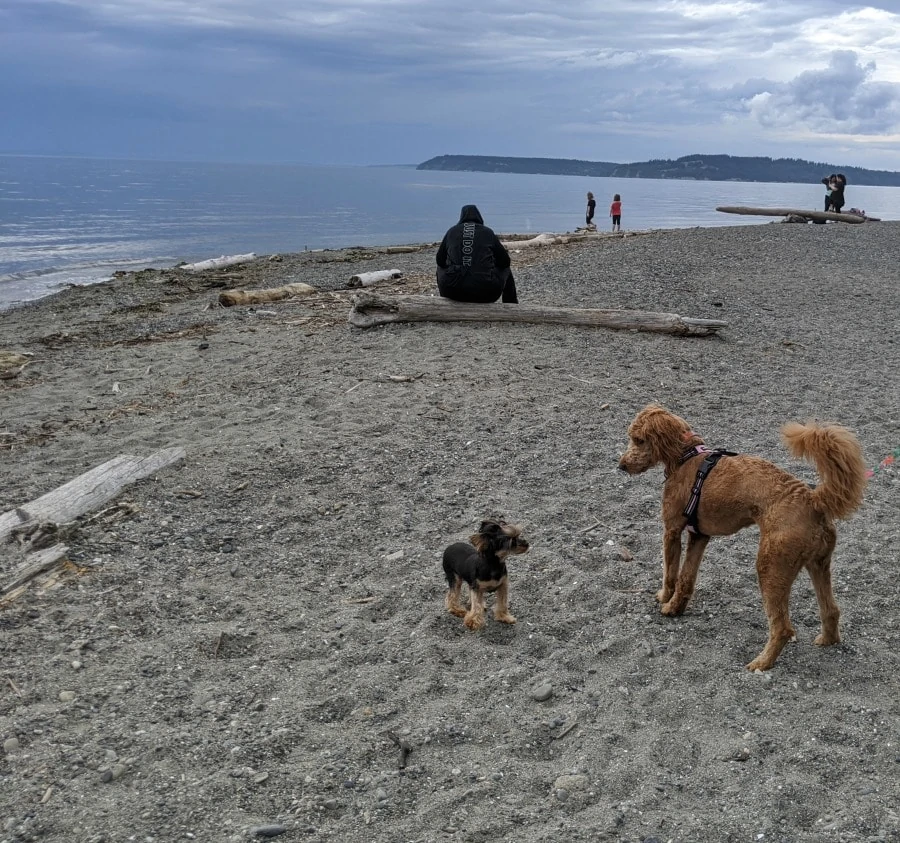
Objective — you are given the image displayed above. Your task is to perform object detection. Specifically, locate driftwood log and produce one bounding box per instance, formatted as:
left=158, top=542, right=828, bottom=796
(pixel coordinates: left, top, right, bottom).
left=716, top=206, right=874, bottom=224
left=348, top=293, right=726, bottom=337
left=181, top=253, right=257, bottom=272
left=219, top=282, right=316, bottom=307
left=0, top=447, right=185, bottom=596
left=347, top=269, right=402, bottom=288
left=2, top=544, right=69, bottom=597
left=0, top=447, right=186, bottom=544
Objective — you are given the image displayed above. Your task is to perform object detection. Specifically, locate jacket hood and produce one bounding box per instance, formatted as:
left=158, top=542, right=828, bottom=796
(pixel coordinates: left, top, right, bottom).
left=458, top=205, right=484, bottom=225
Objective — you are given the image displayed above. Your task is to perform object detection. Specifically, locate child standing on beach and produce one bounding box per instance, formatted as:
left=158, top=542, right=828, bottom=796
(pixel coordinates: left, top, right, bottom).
left=585, top=192, right=596, bottom=229
left=609, top=194, right=622, bottom=232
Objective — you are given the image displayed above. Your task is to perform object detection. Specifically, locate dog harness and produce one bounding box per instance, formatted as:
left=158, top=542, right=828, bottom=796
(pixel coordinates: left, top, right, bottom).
left=680, top=445, right=737, bottom=536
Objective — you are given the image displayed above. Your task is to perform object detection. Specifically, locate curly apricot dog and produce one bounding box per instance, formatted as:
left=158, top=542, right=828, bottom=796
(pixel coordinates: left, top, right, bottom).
left=618, top=404, right=866, bottom=671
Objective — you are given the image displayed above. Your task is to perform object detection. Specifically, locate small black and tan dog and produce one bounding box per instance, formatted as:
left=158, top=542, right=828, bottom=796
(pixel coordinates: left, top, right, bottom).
left=442, top=519, right=529, bottom=630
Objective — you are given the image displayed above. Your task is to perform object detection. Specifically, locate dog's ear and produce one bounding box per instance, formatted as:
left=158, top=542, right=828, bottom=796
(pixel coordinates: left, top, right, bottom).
left=638, top=406, right=695, bottom=462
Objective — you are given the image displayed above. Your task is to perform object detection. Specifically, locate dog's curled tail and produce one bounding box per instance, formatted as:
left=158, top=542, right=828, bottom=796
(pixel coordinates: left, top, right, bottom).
left=781, top=421, right=867, bottom=520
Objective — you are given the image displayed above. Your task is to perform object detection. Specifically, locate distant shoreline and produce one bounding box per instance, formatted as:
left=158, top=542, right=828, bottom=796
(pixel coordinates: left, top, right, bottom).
left=418, top=153, right=900, bottom=187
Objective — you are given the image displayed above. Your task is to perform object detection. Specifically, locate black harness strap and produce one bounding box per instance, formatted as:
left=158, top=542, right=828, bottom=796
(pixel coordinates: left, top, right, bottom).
left=682, top=448, right=737, bottom=536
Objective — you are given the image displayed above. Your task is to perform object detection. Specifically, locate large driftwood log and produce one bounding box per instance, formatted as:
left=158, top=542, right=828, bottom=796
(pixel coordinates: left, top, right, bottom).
left=716, top=206, right=872, bottom=223
left=181, top=253, right=257, bottom=272
left=219, top=282, right=316, bottom=307
left=347, top=269, right=403, bottom=288
left=349, top=293, right=726, bottom=336
left=0, top=447, right=186, bottom=544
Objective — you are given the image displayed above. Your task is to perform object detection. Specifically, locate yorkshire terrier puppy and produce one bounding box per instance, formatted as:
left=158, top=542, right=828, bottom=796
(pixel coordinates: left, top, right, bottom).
left=442, top=519, right=530, bottom=630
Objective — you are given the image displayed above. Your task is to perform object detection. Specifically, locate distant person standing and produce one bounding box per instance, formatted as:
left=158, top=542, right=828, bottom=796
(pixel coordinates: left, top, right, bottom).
left=609, top=194, right=622, bottom=232
left=435, top=204, right=518, bottom=304
left=585, top=192, right=596, bottom=229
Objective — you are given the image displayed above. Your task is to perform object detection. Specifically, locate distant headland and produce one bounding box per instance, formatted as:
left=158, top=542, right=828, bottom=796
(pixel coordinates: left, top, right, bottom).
left=416, top=154, right=900, bottom=187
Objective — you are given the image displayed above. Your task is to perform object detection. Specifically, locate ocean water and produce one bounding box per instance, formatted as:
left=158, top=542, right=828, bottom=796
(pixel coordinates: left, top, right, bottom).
left=2, top=155, right=898, bottom=309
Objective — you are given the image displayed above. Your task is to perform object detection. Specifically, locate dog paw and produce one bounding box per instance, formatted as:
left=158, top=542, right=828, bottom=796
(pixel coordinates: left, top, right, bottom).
left=464, top=615, right=484, bottom=631
left=656, top=589, right=672, bottom=604
left=745, top=657, right=774, bottom=672
left=447, top=606, right=467, bottom=618
left=660, top=600, right=682, bottom=616
left=814, top=632, right=840, bottom=647
left=494, top=612, right=516, bottom=624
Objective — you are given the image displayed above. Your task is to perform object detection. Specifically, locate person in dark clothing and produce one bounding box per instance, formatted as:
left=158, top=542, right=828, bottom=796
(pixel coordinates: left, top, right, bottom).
left=585, top=192, right=596, bottom=229
left=829, top=174, right=847, bottom=212
left=435, top=205, right=519, bottom=304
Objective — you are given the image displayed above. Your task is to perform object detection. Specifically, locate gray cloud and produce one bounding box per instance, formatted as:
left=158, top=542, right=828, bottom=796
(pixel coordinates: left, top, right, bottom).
left=745, top=51, right=900, bottom=134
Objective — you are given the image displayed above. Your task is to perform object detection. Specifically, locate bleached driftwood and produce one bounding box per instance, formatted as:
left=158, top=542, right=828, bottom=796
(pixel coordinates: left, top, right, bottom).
left=716, top=207, right=873, bottom=224
left=0, top=351, right=32, bottom=380
left=347, top=269, right=403, bottom=288
left=219, top=282, right=316, bottom=307
left=501, top=233, right=564, bottom=249
left=2, top=544, right=69, bottom=597
left=384, top=246, right=420, bottom=254
left=0, top=447, right=186, bottom=544
left=181, top=253, right=257, bottom=272
left=349, top=293, right=726, bottom=337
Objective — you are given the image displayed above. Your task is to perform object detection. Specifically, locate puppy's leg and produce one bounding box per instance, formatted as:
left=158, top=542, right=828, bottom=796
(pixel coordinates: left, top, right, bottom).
left=746, top=541, right=800, bottom=671
left=493, top=579, right=516, bottom=624
left=657, top=527, right=684, bottom=607
left=445, top=575, right=467, bottom=618
left=662, top=533, right=708, bottom=615
left=806, top=550, right=841, bottom=646
left=464, top=587, right=486, bottom=630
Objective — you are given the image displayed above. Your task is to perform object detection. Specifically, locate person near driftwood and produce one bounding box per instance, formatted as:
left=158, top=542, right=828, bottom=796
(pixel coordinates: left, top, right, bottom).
left=585, top=192, right=596, bottom=229
left=610, top=193, right=622, bottom=232
left=436, top=205, right=519, bottom=304
left=821, top=174, right=847, bottom=213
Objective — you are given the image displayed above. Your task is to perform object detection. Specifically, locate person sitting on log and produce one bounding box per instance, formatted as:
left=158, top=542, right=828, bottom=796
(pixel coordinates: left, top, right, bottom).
left=436, top=205, right=519, bottom=304
left=828, top=174, right=847, bottom=213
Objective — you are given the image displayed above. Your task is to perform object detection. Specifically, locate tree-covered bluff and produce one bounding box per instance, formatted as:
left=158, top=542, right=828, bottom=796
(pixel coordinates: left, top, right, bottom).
left=417, top=154, right=900, bottom=187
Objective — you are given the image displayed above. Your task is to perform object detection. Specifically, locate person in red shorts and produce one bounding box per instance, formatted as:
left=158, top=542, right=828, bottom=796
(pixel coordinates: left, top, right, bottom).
left=609, top=194, right=622, bottom=232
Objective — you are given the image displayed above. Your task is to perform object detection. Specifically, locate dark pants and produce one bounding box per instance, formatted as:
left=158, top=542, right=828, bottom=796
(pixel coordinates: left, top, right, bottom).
left=437, top=266, right=518, bottom=304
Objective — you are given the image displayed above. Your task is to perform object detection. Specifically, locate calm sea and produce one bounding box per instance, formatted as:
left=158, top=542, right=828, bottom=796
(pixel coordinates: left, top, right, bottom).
left=2, top=155, right=898, bottom=309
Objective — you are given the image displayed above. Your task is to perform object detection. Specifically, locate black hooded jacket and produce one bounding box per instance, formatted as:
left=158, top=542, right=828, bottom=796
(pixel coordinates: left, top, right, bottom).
left=436, top=205, right=511, bottom=283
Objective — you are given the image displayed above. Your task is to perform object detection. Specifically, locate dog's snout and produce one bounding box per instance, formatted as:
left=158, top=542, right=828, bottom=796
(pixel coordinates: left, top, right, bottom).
left=617, top=458, right=628, bottom=472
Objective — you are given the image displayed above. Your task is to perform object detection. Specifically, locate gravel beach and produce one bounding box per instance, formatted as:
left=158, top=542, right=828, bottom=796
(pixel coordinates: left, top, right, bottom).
left=1, top=221, right=899, bottom=843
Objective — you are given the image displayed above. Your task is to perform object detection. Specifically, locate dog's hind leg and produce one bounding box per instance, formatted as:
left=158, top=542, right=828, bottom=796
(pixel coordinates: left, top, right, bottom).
left=746, top=542, right=801, bottom=671
left=657, top=528, right=684, bottom=605
left=493, top=580, right=516, bottom=624
left=805, top=547, right=841, bottom=647
left=464, top=588, right=486, bottom=630
left=445, top=576, right=467, bottom=618
left=661, top=532, right=708, bottom=615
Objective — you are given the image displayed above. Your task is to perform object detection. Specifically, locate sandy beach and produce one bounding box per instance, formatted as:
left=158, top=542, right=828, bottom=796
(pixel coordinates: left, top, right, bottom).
left=1, top=222, right=899, bottom=843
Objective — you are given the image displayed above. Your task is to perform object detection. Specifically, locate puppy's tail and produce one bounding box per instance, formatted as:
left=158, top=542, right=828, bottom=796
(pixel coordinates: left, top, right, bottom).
left=781, top=421, right=867, bottom=520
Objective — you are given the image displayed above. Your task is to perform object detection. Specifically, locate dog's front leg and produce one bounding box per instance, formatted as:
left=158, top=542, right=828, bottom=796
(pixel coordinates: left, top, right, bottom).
left=657, top=527, right=683, bottom=606
left=662, top=533, right=709, bottom=615
left=464, top=587, right=486, bottom=630
left=493, top=579, right=516, bottom=624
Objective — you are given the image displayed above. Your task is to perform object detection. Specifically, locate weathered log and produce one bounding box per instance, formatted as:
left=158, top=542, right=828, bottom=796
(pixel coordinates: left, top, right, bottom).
left=0, top=447, right=186, bottom=544
left=219, top=282, right=316, bottom=307
left=181, top=253, right=257, bottom=272
left=500, top=233, right=564, bottom=248
left=347, top=269, right=403, bottom=288
left=348, top=293, right=726, bottom=336
left=2, top=544, right=69, bottom=596
left=384, top=246, right=420, bottom=254
left=716, top=206, right=871, bottom=224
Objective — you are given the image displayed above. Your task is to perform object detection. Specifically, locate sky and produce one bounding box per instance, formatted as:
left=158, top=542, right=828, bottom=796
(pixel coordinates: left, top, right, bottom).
left=3, top=0, right=900, bottom=170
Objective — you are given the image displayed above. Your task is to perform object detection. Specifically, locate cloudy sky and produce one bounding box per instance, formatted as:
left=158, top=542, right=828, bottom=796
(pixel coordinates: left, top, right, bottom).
left=3, top=0, right=900, bottom=170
